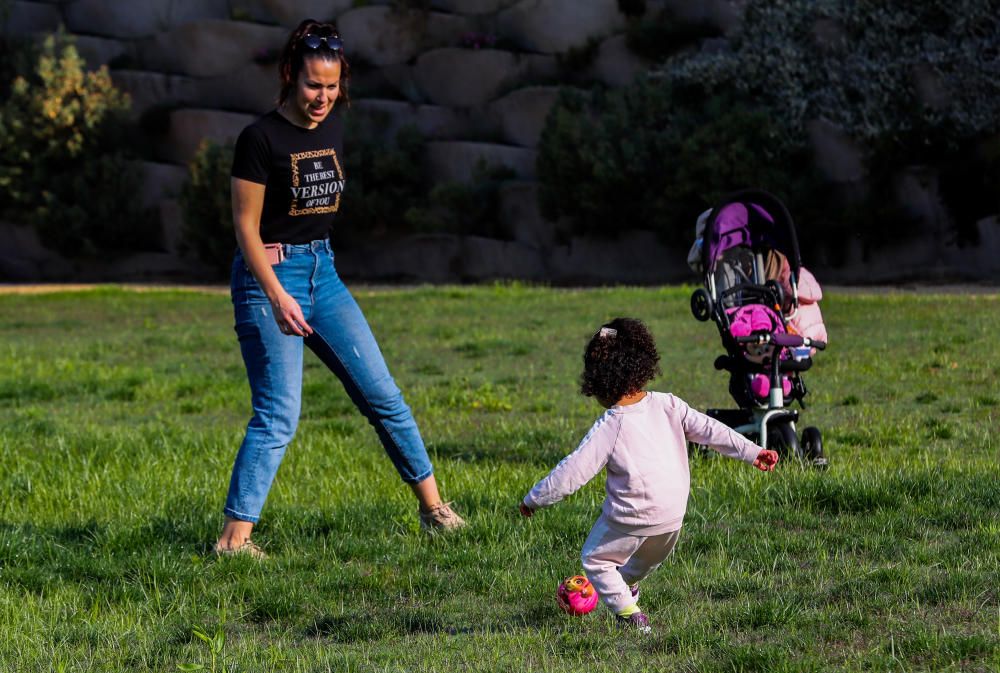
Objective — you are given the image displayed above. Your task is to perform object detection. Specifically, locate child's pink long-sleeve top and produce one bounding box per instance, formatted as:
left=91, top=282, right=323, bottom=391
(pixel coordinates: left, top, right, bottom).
left=523, top=392, right=763, bottom=535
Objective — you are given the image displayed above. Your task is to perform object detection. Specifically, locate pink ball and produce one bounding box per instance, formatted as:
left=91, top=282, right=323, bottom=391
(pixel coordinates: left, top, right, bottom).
left=556, top=575, right=599, bottom=616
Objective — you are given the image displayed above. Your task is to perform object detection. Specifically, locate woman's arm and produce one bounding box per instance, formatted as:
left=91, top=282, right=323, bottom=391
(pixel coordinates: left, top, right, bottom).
left=232, top=176, right=312, bottom=337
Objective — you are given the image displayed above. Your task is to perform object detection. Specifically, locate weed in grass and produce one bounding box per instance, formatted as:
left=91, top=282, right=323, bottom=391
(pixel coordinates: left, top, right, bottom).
left=178, top=623, right=226, bottom=672
left=924, top=418, right=954, bottom=439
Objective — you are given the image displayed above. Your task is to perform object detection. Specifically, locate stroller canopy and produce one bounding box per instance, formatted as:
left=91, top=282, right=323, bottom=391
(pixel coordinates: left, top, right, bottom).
left=702, top=190, right=801, bottom=275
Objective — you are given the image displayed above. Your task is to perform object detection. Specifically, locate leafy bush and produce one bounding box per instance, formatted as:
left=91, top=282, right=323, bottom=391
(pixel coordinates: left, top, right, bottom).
left=536, top=83, right=822, bottom=246
left=659, top=0, right=1000, bottom=141
left=179, top=141, right=235, bottom=276
left=623, top=6, right=722, bottom=63
left=339, top=112, right=516, bottom=243
left=864, top=120, right=1000, bottom=247
left=405, top=161, right=516, bottom=239
left=538, top=0, right=1000, bottom=259
left=0, top=34, right=151, bottom=255
left=555, top=36, right=603, bottom=74
left=337, top=117, right=429, bottom=246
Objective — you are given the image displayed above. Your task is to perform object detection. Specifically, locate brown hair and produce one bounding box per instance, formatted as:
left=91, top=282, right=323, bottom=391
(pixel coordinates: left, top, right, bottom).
left=277, top=18, right=351, bottom=107
left=580, top=318, right=661, bottom=403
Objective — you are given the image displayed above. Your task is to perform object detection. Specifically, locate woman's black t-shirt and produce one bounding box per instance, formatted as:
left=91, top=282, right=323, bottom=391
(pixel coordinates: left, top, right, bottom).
left=230, top=110, right=345, bottom=244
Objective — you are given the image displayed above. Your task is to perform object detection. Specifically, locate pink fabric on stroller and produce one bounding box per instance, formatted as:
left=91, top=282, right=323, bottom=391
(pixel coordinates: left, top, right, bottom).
left=727, top=303, right=783, bottom=339
left=726, top=304, right=791, bottom=400
left=788, top=267, right=827, bottom=343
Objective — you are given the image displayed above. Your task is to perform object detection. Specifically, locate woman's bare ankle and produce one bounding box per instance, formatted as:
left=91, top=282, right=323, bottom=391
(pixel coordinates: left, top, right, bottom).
left=216, top=534, right=249, bottom=550
left=217, top=518, right=254, bottom=549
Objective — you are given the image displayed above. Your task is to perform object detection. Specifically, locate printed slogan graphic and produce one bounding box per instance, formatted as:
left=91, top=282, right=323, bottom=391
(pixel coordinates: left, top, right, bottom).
left=288, top=149, right=345, bottom=216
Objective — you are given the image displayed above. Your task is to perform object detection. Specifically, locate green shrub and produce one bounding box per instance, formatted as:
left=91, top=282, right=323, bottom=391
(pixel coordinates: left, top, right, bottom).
left=623, top=6, right=722, bottom=63
left=178, top=140, right=235, bottom=276
left=339, top=114, right=516, bottom=244
left=555, top=36, right=603, bottom=74
left=538, top=84, right=671, bottom=238
left=0, top=34, right=37, bottom=101
left=38, top=153, right=154, bottom=254
left=536, top=82, right=821, bottom=246
left=405, top=161, right=516, bottom=239
left=336, top=117, right=429, bottom=247
left=0, top=34, right=151, bottom=255
left=538, top=0, right=1000, bottom=259
left=659, top=0, right=1000, bottom=141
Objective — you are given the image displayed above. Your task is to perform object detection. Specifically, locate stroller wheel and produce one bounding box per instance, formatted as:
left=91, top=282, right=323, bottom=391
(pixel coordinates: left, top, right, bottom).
left=766, top=422, right=800, bottom=459
left=802, top=426, right=829, bottom=469
left=691, top=288, right=713, bottom=322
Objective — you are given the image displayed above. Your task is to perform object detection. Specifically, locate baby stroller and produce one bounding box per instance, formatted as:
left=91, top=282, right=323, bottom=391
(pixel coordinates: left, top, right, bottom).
left=687, top=189, right=828, bottom=467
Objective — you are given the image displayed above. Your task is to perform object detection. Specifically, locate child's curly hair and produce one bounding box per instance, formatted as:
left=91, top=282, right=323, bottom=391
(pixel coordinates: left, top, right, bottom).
left=581, top=317, right=661, bottom=403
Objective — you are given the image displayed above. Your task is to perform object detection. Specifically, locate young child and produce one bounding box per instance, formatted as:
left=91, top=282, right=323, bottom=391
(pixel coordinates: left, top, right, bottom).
left=519, top=317, right=778, bottom=632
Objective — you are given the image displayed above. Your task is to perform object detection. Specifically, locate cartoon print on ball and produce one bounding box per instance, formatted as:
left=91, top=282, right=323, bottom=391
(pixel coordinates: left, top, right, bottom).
left=556, top=575, right=598, bottom=616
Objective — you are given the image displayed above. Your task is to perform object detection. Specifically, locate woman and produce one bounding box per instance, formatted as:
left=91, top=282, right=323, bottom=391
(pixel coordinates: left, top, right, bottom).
left=215, top=19, right=464, bottom=557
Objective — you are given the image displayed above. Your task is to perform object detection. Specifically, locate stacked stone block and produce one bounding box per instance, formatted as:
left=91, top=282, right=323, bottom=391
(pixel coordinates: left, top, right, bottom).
left=2, top=0, right=670, bottom=282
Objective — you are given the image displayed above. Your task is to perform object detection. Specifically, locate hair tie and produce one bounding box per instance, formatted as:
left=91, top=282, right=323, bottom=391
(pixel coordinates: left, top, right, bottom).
left=598, top=327, right=617, bottom=338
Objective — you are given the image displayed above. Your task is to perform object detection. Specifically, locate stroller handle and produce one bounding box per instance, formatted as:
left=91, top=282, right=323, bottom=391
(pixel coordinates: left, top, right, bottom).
left=734, top=333, right=826, bottom=351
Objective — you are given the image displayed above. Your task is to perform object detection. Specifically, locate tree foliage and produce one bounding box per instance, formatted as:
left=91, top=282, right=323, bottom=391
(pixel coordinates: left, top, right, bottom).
left=661, top=0, right=1000, bottom=141
left=536, top=82, right=819, bottom=246
left=537, top=0, right=1000, bottom=255
left=0, top=34, right=151, bottom=255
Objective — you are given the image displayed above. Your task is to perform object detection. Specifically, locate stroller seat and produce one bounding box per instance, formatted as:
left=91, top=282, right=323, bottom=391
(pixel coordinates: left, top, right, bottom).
left=718, top=302, right=809, bottom=407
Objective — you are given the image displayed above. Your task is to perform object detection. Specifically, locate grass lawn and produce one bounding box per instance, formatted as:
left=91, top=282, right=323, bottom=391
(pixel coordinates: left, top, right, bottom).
left=0, top=284, right=997, bottom=672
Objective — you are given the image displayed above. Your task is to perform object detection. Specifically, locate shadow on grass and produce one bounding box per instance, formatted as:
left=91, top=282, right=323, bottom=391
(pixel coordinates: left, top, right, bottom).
left=427, top=428, right=569, bottom=466
left=303, top=604, right=554, bottom=642
left=760, top=469, right=1000, bottom=519
left=0, top=500, right=218, bottom=595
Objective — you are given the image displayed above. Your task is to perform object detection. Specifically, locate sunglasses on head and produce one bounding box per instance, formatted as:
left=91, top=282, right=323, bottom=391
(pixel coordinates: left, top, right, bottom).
left=301, top=33, right=343, bottom=52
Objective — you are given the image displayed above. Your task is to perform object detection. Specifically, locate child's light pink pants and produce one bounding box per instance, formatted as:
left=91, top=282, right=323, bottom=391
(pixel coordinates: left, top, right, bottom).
left=580, top=516, right=681, bottom=614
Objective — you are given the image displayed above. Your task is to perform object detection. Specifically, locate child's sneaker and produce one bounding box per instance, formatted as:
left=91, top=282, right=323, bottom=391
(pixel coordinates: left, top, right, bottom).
left=617, top=612, right=652, bottom=634
left=418, top=501, right=466, bottom=532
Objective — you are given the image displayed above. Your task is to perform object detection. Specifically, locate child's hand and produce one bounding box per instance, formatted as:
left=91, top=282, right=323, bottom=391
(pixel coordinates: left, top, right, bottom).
left=519, top=502, right=535, bottom=518
left=753, top=449, right=779, bottom=471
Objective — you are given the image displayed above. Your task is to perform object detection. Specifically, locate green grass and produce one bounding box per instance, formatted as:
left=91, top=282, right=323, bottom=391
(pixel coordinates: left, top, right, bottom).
left=0, top=284, right=998, bottom=672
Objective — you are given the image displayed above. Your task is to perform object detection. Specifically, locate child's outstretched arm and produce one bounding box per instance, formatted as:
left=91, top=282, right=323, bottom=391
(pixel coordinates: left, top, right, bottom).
left=673, top=395, right=770, bottom=466
left=520, top=412, right=618, bottom=516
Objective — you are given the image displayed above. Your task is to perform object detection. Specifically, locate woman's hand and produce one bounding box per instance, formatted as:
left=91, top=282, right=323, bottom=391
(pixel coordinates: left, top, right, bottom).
left=753, top=449, right=779, bottom=471
left=231, top=177, right=313, bottom=338
left=271, top=290, right=313, bottom=337
left=519, top=502, right=534, bottom=518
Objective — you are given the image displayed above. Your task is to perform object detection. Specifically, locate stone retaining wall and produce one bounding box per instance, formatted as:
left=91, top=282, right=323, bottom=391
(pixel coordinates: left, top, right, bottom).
left=2, top=0, right=664, bottom=283
left=2, top=0, right=998, bottom=283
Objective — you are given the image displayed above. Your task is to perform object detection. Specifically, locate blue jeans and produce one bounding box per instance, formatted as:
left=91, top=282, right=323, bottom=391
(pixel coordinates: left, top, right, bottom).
left=225, top=238, right=433, bottom=523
